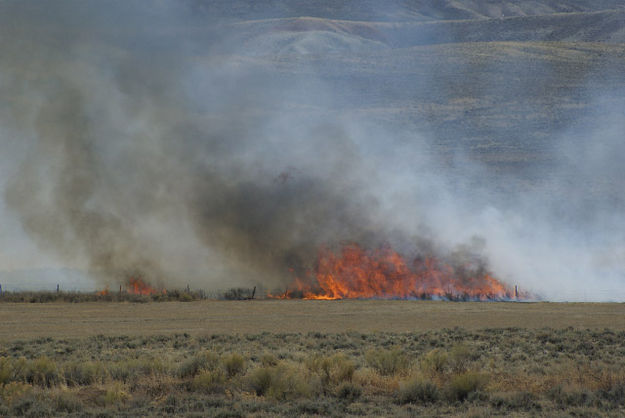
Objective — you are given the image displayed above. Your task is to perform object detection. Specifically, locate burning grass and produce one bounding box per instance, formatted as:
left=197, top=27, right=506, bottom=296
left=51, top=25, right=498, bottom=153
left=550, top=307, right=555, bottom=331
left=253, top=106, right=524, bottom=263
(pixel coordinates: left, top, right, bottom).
left=270, top=243, right=528, bottom=301
left=1, top=328, right=624, bottom=416
left=2, top=245, right=533, bottom=303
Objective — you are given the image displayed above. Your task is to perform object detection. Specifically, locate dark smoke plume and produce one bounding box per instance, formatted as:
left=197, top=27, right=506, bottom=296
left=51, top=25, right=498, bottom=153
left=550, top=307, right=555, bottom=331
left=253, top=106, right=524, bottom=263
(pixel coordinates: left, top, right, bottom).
left=0, top=2, right=402, bottom=290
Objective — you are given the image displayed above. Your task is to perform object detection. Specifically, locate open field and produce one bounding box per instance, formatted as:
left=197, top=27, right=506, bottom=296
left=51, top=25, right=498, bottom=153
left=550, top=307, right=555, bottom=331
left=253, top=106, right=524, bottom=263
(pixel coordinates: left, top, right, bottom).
left=1, top=300, right=624, bottom=341
left=1, top=306, right=625, bottom=416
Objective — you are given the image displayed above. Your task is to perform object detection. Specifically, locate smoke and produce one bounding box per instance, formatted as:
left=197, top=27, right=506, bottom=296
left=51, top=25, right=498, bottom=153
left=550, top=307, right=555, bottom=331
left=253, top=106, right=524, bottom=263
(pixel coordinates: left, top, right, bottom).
left=1, top=2, right=624, bottom=299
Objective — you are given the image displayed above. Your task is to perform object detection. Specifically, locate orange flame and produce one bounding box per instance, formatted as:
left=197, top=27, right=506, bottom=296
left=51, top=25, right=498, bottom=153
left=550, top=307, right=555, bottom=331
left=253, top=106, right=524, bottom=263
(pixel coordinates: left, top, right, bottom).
left=126, top=277, right=166, bottom=296
left=271, top=244, right=522, bottom=301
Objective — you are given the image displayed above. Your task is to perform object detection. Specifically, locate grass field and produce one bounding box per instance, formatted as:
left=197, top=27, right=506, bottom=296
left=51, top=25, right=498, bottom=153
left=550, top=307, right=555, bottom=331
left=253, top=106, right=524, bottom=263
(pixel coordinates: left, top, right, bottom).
left=1, top=300, right=625, bottom=341
left=1, top=301, right=625, bottom=416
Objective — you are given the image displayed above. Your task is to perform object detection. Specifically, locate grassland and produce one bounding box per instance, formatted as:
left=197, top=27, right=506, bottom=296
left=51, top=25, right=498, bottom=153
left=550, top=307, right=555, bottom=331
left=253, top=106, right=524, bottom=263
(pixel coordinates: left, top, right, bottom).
left=1, top=300, right=625, bottom=340
left=1, top=311, right=625, bottom=416
left=0, top=301, right=624, bottom=416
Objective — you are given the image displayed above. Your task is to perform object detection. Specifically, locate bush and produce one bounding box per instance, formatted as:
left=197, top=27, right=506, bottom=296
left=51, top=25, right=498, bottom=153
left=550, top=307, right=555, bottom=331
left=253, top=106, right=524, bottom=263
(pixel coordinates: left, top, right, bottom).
left=179, top=351, right=220, bottom=378
left=598, top=382, right=625, bottom=406
left=0, top=357, right=13, bottom=385
left=27, top=357, right=62, bottom=387
left=248, top=364, right=313, bottom=400
left=10, top=394, right=53, bottom=417
left=101, top=382, right=130, bottom=406
left=448, top=344, right=473, bottom=374
left=547, top=385, right=594, bottom=408
left=54, top=391, right=83, bottom=413
left=420, top=349, right=448, bottom=376
left=365, top=349, right=410, bottom=376
left=191, top=370, right=226, bottom=394
left=108, top=362, right=133, bottom=383
left=64, top=361, right=108, bottom=386
left=398, top=377, right=439, bottom=404
left=0, top=382, right=32, bottom=406
left=490, top=391, right=540, bottom=411
left=248, top=367, right=273, bottom=396
left=307, top=354, right=356, bottom=387
left=223, top=288, right=255, bottom=300
left=448, top=371, right=489, bottom=401
left=178, top=292, right=194, bottom=302
left=222, top=353, right=246, bottom=377
left=260, top=353, right=278, bottom=367
left=336, top=382, right=362, bottom=402
left=109, top=357, right=168, bottom=383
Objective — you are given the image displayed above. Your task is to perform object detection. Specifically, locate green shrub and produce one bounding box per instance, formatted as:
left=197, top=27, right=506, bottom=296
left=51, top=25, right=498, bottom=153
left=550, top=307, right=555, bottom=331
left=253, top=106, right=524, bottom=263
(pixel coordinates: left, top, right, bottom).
left=448, top=344, right=473, bottom=374
left=64, top=361, right=108, bottom=386
left=248, top=364, right=313, bottom=400
left=222, top=353, right=246, bottom=377
left=100, top=382, right=130, bottom=406
left=448, top=371, right=489, bottom=401
left=0, top=357, right=13, bottom=385
left=0, top=382, right=32, bottom=406
left=10, top=394, right=53, bottom=417
left=178, top=292, right=194, bottom=302
left=108, top=362, right=133, bottom=383
left=598, top=381, right=625, bottom=406
left=179, top=351, right=220, bottom=378
left=27, top=357, right=61, bottom=387
left=420, top=349, right=448, bottom=376
left=11, top=358, right=29, bottom=383
left=336, top=382, right=362, bottom=402
left=191, top=370, right=226, bottom=394
left=54, top=391, right=83, bottom=413
left=109, top=357, right=168, bottom=383
left=260, top=353, right=278, bottom=367
left=365, top=349, right=409, bottom=376
left=307, top=353, right=356, bottom=387
left=547, top=385, right=594, bottom=408
left=490, top=391, right=540, bottom=411
left=248, top=367, right=273, bottom=396
left=398, top=377, right=439, bottom=404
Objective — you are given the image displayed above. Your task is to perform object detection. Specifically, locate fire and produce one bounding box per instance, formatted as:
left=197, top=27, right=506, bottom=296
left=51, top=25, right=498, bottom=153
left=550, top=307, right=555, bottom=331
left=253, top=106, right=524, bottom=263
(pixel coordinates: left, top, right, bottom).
left=126, top=277, right=166, bottom=296
left=95, top=277, right=166, bottom=297
left=272, top=244, right=521, bottom=300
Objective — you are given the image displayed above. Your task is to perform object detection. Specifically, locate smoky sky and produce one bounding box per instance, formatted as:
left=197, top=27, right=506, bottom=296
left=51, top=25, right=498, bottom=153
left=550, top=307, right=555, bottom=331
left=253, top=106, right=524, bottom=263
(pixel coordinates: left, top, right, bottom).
left=1, top=1, right=624, bottom=299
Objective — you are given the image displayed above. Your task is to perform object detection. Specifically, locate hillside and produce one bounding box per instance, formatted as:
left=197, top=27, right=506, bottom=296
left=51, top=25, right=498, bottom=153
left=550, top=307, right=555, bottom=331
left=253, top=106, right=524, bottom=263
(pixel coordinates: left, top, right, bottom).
left=187, top=0, right=625, bottom=22
left=215, top=7, right=625, bottom=175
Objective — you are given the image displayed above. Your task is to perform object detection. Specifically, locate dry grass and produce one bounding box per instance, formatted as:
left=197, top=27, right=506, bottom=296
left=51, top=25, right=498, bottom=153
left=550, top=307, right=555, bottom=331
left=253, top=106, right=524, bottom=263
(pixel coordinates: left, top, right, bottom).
left=0, top=300, right=624, bottom=341
left=2, top=300, right=623, bottom=415
left=1, top=328, right=624, bottom=416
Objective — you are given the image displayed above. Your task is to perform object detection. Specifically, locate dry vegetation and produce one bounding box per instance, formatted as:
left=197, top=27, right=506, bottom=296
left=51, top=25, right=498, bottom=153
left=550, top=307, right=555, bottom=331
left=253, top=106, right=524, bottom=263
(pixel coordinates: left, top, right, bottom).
left=1, top=328, right=624, bottom=416
left=1, top=301, right=625, bottom=415
left=1, top=300, right=625, bottom=340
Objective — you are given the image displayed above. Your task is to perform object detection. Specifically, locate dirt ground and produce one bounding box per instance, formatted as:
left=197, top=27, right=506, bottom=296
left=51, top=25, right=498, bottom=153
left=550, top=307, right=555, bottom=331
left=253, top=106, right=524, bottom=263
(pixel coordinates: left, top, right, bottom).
left=1, top=300, right=624, bottom=341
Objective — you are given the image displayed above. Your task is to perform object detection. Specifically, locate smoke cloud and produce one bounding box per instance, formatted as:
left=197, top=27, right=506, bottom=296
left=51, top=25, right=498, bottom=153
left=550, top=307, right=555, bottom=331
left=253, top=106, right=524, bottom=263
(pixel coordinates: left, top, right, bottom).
left=1, top=2, right=624, bottom=299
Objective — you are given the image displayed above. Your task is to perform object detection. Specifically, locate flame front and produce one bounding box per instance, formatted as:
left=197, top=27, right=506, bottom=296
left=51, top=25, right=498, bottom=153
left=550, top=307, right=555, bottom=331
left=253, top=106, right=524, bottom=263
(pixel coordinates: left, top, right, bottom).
left=272, top=244, right=520, bottom=300
left=127, top=277, right=165, bottom=296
